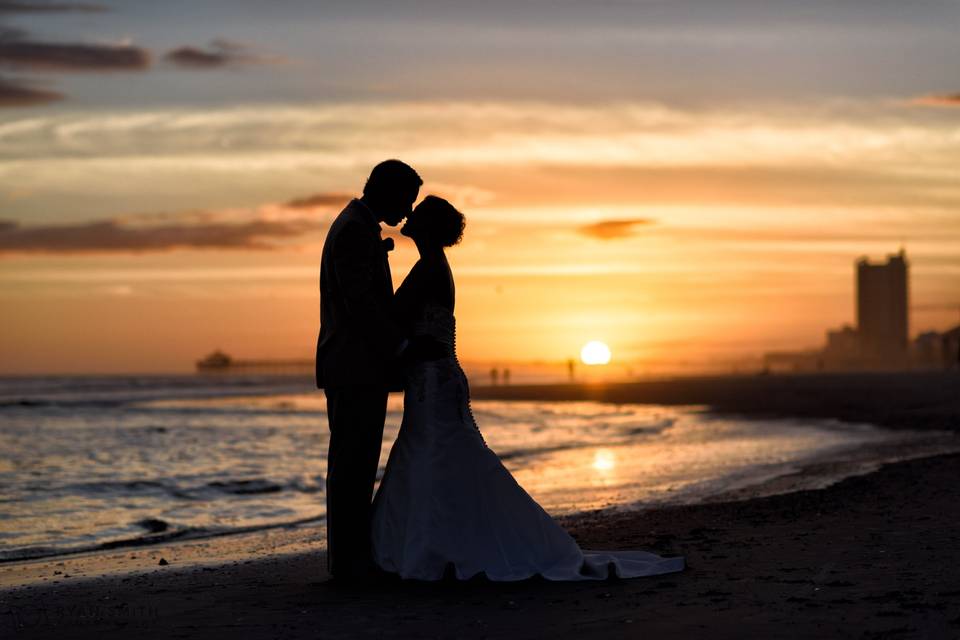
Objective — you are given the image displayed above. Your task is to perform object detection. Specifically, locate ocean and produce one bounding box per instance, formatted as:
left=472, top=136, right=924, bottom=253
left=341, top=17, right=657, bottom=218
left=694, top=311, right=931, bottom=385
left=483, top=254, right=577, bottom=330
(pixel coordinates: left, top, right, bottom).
left=0, top=375, right=954, bottom=563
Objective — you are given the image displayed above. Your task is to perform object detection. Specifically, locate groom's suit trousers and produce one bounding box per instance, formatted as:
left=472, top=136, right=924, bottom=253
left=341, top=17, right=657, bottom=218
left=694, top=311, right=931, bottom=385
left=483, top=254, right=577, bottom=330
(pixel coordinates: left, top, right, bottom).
left=324, top=385, right=388, bottom=578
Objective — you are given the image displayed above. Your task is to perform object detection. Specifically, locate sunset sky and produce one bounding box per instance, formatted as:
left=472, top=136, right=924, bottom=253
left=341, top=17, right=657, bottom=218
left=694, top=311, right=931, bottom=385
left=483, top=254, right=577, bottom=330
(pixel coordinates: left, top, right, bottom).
left=1, top=0, right=958, bottom=374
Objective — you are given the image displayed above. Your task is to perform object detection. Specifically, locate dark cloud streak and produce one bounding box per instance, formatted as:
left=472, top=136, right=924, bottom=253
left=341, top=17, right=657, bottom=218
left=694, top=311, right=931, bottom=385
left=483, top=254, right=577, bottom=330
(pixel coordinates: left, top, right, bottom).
left=0, top=1, right=107, bottom=13
left=164, top=40, right=276, bottom=70
left=283, top=193, right=352, bottom=209
left=0, top=40, right=149, bottom=71
left=0, top=74, right=62, bottom=105
left=0, top=217, right=325, bottom=254
left=164, top=46, right=230, bottom=69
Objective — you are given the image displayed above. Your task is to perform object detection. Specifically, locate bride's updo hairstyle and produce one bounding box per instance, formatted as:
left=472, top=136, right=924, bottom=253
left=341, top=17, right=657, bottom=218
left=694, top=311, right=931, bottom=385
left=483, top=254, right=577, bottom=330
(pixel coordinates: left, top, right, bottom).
left=417, top=195, right=466, bottom=248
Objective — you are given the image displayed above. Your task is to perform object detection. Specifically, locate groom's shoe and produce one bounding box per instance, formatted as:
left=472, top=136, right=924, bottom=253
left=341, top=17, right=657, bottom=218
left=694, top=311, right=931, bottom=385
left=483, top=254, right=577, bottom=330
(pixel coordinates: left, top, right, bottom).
left=327, top=570, right=370, bottom=589
left=327, top=563, right=390, bottom=588
left=327, top=565, right=400, bottom=589
left=369, top=566, right=401, bottom=586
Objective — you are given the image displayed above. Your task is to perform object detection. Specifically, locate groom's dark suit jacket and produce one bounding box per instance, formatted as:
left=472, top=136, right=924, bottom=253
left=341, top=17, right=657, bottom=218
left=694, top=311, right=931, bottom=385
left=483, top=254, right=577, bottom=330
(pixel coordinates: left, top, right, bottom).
left=315, top=199, right=404, bottom=390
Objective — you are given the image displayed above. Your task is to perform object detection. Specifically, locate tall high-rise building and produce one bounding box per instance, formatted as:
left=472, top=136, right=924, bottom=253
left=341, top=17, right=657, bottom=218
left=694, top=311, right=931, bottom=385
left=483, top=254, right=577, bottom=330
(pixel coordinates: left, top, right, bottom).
left=856, top=250, right=909, bottom=361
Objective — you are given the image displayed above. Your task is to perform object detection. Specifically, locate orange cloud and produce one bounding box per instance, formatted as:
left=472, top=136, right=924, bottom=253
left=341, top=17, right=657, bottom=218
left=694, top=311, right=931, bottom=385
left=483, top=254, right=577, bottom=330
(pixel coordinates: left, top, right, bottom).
left=577, top=218, right=654, bottom=240
left=911, top=93, right=960, bottom=107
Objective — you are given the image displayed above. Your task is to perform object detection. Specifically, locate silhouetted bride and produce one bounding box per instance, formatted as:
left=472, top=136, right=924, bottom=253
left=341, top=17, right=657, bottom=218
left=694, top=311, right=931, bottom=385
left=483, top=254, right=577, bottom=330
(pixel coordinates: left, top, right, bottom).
left=370, top=196, right=684, bottom=581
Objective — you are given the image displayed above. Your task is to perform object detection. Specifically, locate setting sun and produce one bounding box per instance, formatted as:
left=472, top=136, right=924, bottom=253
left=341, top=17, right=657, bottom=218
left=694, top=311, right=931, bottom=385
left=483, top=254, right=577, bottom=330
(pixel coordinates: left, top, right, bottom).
left=580, top=341, right=612, bottom=366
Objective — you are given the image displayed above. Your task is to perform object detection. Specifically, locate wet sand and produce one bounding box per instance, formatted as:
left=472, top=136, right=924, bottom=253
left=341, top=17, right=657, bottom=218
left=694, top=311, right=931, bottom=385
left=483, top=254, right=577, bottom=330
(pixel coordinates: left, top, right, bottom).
left=2, top=372, right=959, bottom=639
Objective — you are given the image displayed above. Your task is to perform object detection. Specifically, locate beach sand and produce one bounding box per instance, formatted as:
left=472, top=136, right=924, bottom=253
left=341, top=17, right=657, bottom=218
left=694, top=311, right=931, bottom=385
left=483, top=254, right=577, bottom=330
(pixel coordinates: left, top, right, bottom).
left=2, top=372, right=959, bottom=639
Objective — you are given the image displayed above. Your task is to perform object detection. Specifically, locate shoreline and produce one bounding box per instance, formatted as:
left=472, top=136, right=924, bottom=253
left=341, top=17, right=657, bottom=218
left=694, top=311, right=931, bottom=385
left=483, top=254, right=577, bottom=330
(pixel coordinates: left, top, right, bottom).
left=0, top=515, right=328, bottom=566
left=4, top=416, right=956, bottom=573
left=3, top=370, right=958, bottom=579
left=3, top=371, right=959, bottom=637
left=1, top=430, right=955, bottom=587
left=3, top=451, right=959, bottom=638
left=6, top=371, right=958, bottom=431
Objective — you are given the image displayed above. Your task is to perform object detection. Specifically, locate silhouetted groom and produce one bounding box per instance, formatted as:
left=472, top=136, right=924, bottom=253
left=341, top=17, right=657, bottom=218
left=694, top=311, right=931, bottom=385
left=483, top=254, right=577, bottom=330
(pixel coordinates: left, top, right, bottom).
left=315, top=160, right=422, bottom=582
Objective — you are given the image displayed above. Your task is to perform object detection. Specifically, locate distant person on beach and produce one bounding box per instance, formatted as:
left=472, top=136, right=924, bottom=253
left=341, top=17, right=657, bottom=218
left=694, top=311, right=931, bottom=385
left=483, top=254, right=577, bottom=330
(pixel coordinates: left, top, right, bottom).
left=314, top=160, right=421, bottom=582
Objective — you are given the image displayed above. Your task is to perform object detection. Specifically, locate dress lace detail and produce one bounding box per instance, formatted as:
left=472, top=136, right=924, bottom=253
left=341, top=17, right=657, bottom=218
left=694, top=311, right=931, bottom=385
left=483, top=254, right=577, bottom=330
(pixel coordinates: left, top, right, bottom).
left=370, top=305, right=684, bottom=581
left=411, top=302, right=456, bottom=354
left=405, top=304, right=483, bottom=440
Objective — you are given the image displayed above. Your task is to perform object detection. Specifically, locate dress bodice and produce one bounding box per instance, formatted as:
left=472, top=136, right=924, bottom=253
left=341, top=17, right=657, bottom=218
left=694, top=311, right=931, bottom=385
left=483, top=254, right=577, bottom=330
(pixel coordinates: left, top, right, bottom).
left=411, top=303, right=456, bottom=355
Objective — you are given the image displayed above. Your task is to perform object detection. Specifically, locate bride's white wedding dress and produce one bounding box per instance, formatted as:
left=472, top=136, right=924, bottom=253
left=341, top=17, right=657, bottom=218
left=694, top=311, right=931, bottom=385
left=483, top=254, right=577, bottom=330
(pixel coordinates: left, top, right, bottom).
left=370, top=304, right=684, bottom=581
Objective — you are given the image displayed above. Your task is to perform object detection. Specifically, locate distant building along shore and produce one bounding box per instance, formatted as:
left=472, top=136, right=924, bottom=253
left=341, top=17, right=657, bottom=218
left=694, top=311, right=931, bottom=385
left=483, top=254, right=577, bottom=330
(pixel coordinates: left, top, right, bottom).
left=764, top=250, right=959, bottom=373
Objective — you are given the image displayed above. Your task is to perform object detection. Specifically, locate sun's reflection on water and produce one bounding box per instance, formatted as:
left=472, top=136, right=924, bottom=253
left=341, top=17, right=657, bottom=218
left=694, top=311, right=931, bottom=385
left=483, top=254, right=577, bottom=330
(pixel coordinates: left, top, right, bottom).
left=591, top=448, right=616, bottom=473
